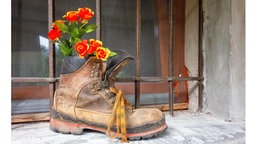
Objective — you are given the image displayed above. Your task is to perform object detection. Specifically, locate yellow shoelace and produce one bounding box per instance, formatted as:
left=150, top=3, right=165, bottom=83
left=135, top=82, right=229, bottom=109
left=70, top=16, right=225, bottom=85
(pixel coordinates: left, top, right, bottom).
left=106, top=87, right=133, bottom=142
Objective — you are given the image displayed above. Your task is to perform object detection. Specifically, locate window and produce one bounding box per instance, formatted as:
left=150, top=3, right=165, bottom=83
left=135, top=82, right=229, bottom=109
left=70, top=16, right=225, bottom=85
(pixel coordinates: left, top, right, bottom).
left=11, top=0, right=203, bottom=123
left=12, top=0, right=49, bottom=116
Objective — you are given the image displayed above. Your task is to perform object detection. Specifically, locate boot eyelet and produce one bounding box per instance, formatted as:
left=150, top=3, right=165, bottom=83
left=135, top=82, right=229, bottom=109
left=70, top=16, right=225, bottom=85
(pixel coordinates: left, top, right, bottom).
left=95, top=85, right=101, bottom=90
left=94, top=72, right=99, bottom=77
left=96, top=63, right=100, bottom=68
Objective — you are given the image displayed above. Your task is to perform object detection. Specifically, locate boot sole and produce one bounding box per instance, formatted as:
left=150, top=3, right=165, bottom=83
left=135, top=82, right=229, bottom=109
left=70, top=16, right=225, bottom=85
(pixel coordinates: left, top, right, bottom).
left=50, top=116, right=167, bottom=140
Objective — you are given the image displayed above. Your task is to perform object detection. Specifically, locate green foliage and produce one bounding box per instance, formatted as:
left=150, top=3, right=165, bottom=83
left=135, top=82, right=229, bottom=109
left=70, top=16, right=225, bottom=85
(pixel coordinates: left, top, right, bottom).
left=55, top=21, right=97, bottom=53
left=85, top=24, right=97, bottom=33
left=55, top=21, right=68, bottom=32
left=48, top=7, right=117, bottom=60
left=59, top=43, right=73, bottom=56
left=109, top=51, right=117, bottom=57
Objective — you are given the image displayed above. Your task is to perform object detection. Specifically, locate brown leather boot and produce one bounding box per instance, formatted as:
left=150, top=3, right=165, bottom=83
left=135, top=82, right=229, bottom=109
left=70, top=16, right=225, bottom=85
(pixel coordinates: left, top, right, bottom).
left=50, top=51, right=167, bottom=142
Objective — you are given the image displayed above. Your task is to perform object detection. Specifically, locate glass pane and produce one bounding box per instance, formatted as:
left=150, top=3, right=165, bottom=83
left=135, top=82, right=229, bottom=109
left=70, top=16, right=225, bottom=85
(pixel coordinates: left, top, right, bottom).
left=141, top=0, right=162, bottom=77
left=102, top=0, right=136, bottom=77
left=12, top=0, right=49, bottom=77
left=128, top=93, right=169, bottom=105
left=102, top=0, right=163, bottom=77
left=11, top=0, right=50, bottom=114
left=117, top=82, right=169, bottom=106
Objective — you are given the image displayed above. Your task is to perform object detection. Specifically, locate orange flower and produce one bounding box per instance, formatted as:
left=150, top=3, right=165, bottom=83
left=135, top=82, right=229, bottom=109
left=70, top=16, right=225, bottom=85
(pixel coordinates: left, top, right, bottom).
left=63, top=11, right=79, bottom=22
left=74, top=40, right=90, bottom=58
left=48, top=29, right=60, bottom=41
left=78, top=7, right=94, bottom=21
left=89, top=39, right=102, bottom=54
left=96, top=47, right=111, bottom=61
left=47, top=6, right=114, bottom=59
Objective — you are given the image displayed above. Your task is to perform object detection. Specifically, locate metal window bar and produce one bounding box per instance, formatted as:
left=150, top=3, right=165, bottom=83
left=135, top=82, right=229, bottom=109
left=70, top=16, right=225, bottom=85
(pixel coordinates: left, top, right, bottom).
left=96, top=0, right=102, bottom=40
left=48, top=0, right=56, bottom=114
left=168, top=0, right=174, bottom=116
left=135, top=0, right=141, bottom=109
left=11, top=0, right=204, bottom=118
left=198, top=0, right=204, bottom=112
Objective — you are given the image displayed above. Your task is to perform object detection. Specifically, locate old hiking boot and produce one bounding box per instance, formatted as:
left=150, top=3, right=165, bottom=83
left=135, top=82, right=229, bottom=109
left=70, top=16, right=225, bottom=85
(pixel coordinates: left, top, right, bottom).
left=50, top=50, right=168, bottom=142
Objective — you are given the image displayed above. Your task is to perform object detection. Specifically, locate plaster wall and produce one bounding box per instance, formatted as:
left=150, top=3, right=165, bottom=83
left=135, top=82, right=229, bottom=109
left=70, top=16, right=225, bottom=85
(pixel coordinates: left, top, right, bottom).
left=185, top=0, right=199, bottom=111
left=185, top=0, right=245, bottom=119
left=229, top=0, right=245, bottom=119
left=202, top=0, right=245, bottom=119
left=203, top=0, right=231, bottom=118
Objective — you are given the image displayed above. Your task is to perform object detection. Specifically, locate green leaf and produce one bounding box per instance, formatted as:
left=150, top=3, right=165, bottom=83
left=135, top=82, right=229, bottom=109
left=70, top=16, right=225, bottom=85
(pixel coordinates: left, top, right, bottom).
left=59, top=43, right=73, bottom=56
left=71, top=28, right=80, bottom=38
left=67, top=22, right=76, bottom=33
left=69, top=37, right=81, bottom=44
left=64, top=40, right=71, bottom=48
left=109, top=51, right=117, bottom=57
left=68, top=22, right=76, bottom=29
left=74, top=38, right=81, bottom=43
left=84, top=24, right=98, bottom=33
left=78, top=28, right=85, bottom=38
left=55, top=21, right=68, bottom=32
left=69, top=37, right=75, bottom=43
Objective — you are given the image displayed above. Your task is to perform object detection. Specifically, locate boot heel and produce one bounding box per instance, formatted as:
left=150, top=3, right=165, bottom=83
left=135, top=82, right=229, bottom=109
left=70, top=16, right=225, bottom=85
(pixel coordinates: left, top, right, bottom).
left=50, top=118, right=83, bottom=135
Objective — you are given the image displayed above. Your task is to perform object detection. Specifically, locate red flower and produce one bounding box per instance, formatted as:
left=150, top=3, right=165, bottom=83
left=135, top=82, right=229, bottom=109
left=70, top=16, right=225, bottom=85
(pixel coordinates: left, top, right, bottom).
left=96, top=47, right=111, bottom=61
left=63, top=11, right=79, bottom=22
left=48, top=29, right=60, bottom=41
left=74, top=40, right=90, bottom=58
left=78, top=7, right=94, bottom=21
left=47, top=6, right=114, bottom=60
left=89, top=39, right=102, bottom=54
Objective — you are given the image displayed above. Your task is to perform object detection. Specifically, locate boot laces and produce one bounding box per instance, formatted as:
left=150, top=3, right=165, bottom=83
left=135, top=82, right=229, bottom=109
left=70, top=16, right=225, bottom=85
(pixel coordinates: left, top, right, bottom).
left=106, top=87, right=133, bottom=142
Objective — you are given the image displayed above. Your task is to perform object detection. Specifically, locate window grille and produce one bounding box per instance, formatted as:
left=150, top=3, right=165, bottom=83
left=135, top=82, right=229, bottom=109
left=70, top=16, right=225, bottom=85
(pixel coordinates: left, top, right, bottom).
left=11, top=0, right=203, bottom=123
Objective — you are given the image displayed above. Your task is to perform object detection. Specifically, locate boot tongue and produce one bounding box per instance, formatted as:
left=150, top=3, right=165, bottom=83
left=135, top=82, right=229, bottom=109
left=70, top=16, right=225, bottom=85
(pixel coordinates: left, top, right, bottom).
left=103, top=50, right=134, bottom=86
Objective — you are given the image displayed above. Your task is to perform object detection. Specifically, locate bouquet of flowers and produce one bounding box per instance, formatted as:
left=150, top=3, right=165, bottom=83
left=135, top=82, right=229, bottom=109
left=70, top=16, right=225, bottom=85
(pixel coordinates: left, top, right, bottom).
left=48, top=7, right=116, bottom=61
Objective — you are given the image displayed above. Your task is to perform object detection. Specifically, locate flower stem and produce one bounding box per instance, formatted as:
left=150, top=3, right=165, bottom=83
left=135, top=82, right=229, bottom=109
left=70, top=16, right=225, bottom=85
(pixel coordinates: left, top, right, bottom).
left=80, top=23, right=87, bottom=29
left=56, top=38, right=63, bottom=44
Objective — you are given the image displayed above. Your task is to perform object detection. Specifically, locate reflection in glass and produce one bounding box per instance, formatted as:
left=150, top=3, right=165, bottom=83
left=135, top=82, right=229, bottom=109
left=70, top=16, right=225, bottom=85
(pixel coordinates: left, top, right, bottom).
left=12, top=0, right=48, bottom=77
left=101, top=0, right=163, bottom=77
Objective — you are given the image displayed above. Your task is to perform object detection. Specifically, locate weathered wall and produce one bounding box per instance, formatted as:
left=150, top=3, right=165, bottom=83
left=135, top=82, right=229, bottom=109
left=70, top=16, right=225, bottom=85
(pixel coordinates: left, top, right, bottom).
left=203, top=0, right=231, bottom=118
left=229, top=0, right=245, bottom=119
left=185, top=0, right=245, bottom=119
left=185, top=0, right=199, bottom=112
left=202, top=0, right=245, bottom=119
